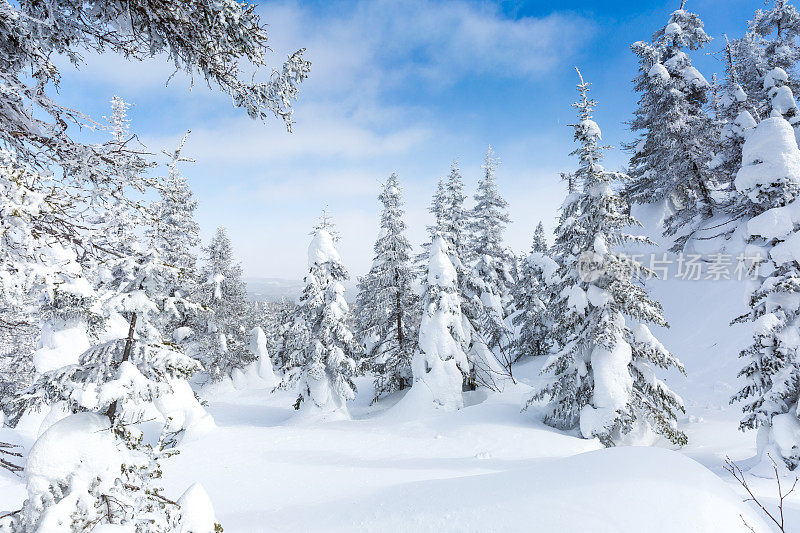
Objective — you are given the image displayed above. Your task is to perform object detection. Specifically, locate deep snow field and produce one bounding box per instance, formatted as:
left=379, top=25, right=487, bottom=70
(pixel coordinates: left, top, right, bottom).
left=1, top=255, right=798, bottom=531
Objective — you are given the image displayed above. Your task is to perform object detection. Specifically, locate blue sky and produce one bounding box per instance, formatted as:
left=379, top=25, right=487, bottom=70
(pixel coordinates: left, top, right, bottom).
left=57, top=0, right=760, bottom=279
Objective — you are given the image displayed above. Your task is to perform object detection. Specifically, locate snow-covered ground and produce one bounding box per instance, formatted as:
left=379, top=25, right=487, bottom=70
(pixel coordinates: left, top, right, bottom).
left=1, top=273, right=797, bottom=531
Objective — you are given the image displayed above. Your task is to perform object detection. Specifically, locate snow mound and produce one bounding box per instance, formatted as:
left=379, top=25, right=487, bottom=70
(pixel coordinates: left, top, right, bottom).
left=271, top=446, right=770, bottom=532
left=249, top=326, right=277, bottom=387
left=177, top=482, right=219, bottom=532
left=33, top=320, right=90, bottom=374
left=26, top=412, right=122, bottom=487
left=156, top=379, right=217, bottom=444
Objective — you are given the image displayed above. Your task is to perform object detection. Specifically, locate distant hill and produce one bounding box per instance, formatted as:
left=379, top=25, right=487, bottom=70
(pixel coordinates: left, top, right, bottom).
left=245, top=278, right=305, bottom=303
left=245, top=277, right=358, bottom=303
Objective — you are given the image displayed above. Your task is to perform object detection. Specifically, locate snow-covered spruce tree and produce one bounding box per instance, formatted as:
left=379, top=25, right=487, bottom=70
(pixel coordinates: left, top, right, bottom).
left=3, top=244, right=214, bottom=531
left=530, top=70, right=686, bottom=447
left=355, top=174, right=419, bottom=402
left=731, top=116, right=800, bottom=471
left=197, top=227, right=254, bottom=382
left=750, top=1, right=800, bottom=92
left=148, top=131, right=202, bottom=344
left=410, top=234, right=471, bottom=410
left=626, top=5, right=716, bottom=249
left=424, top=163, right=507, bottom=388
left=710, top=38, right=758, bottom=208
left=468, top=148, right=516, bottom=373
left=512, top=222, right=558, bottom=362
left=731, top=2, right=800, bottom=131
left=259, top=298, right=296, bottom=371
left=280, top=214, right=360, bottom=418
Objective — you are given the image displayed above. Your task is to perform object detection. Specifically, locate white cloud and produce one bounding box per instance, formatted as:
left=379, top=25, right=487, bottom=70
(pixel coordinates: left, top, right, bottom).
left=263, top=1, right=595, bottom=94
left=149, top=104, right=433, bottom=165
left=51, top=1, right=595, bottom=279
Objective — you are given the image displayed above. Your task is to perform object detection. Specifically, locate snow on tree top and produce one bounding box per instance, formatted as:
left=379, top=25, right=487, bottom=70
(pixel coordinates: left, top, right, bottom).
left=527, top=252, right=559, bottom=283
left=734, top=110, right=757, bottom=130
left=769, top=85, right=797, bottom=116
left=732, top=85, right=747, bottom=103
left=427, top=235, right=457, bottom=288
left=736, top=117, right=800, bottom=196
left=681, top=66, right=709, bottom=89
left=764, top=67, right=789, bottom=89
left=579, top=119, right=601, bottom=140
left=648, top=63, right=670, bottom=81
left=308, top=228, right=342, bottom=268
left=664, top=21, right=682, bottom=36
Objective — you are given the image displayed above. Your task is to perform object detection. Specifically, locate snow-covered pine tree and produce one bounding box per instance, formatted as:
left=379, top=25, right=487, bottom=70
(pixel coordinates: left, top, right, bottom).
left=730, top=31, right=770, bottom=122
left=750, top=1, right=800, bottom=91
left=410, top=234, right=471, bottom=410
left=262, top=298, right=297, bottom=371
left=731, top=116, right=800, bottom=471
left=531, top=221, right=548, bottom=254
left=280, top=213, right=360, bottom=418
left=4, top=243, right=209, bottom=531
left=512, top=222, right=558, bottom=362
left=197, top=226, right=254, bottom=382
left=530, top=69, right=686, bottom=447
left=355, top=174, right=419, bottom=402
left=443, top=162, right=470, bottom=263
left=148, top=131, right=202, bottom=345
left=468, top=148, right=516, bottom=373
left=710, top=36, right=758, bottom=210
left=626, top=5, right=716, bottom=250
left=418, top=164, right=470, bottom=286
left=424, top=163, right=507, bottom=388
left=731, top=2, right=800, bottom=130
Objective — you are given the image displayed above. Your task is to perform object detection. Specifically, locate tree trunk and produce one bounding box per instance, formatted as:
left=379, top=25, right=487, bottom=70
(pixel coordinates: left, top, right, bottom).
left=395, top=267, right=403, bottom=348
left=105, top=311, right=137, bottom=423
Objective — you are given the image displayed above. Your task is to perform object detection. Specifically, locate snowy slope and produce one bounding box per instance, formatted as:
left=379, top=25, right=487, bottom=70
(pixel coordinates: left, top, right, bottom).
left=1, top=205, right=797, bottom=532
left=149, top=379, right=771, bottom=532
